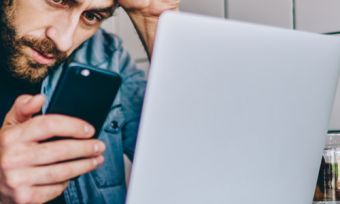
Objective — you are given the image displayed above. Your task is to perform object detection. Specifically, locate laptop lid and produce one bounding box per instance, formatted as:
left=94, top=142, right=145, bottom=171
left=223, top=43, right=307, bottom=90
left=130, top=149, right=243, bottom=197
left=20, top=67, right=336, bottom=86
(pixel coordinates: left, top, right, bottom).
left=127, top=12, right=340, bottom=204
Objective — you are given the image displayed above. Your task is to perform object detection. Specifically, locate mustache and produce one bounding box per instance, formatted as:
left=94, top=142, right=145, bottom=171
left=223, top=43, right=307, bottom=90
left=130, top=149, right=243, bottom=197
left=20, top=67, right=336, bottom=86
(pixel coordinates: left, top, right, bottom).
left=17, top=36, right=67, bottom=62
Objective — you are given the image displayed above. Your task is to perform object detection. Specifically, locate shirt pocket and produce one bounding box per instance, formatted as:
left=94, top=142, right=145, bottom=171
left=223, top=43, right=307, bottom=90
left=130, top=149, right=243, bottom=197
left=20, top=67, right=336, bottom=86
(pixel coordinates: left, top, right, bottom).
left=91, top=105, right=126, bottom=188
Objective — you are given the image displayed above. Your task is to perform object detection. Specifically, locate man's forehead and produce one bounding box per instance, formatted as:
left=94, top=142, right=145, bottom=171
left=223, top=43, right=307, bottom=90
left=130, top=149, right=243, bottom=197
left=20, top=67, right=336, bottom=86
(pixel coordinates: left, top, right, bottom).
left=76, top=0, right=115, bottom=8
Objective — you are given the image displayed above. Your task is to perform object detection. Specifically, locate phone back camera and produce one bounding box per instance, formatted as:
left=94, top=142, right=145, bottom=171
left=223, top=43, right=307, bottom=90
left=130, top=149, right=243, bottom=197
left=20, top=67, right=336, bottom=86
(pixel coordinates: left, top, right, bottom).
left=81, top=69, right=91, bottom=77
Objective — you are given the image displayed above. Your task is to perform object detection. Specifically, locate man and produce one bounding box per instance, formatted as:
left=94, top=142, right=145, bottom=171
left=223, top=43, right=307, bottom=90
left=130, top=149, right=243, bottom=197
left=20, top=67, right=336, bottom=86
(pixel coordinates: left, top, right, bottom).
left=0, top=0, right=180, bottom=203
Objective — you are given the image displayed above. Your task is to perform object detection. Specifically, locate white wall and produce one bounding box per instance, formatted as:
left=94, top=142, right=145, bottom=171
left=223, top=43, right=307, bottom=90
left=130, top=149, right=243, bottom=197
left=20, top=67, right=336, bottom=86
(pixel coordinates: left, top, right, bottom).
left=227, top=0, right=293, bottom=28
left=295, top=0, right=340, bottom=33
left=180, top=0, right=225, bottom=17
left=180, top=0, right=340, bottom=131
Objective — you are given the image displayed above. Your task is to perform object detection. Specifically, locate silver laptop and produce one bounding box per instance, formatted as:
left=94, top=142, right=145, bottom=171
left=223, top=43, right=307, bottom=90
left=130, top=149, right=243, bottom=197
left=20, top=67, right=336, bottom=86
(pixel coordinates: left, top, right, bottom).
left=127, top=12, right=340, bottom=204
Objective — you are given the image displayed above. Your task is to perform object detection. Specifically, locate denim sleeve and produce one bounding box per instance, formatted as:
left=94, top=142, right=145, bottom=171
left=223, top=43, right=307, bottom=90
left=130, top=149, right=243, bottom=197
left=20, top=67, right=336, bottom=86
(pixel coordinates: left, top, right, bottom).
left=118, top=47, right=147, bottom=161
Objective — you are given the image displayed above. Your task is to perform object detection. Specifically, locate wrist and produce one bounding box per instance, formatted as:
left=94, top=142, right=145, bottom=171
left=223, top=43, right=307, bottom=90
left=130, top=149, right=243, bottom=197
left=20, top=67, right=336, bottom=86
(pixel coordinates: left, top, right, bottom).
left=127, top=13, right=159, bottom=58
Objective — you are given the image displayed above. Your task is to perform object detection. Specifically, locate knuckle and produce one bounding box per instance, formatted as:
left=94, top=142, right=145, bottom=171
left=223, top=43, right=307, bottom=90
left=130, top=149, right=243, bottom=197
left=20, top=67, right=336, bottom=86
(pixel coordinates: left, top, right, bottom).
left=0, top=128, right=16, bottom=147
left=13, top=188, right=32, bottom=204
left=31, top=116, right=60, bottom=137
left=44, top=168, right=59, bottom=182
left=37, top=117, right=55, bottom=131
left=44, top=166, right=70, bottom=183
left=44, top=143, right=68, bottom=162
left=63, top=165, right=76, bottom=179
left=61, top=163, right=82, bottom=180
left=50, top=144, right=69, bottom=161
left=14, top=95, right=30, bottom=105
left=0, top=144, right=27, bottom=170
left=33, top=144, right=50, bottom=163
left=0, top=151, right=14, bottom=170
left=5, top=172, right=24, bottom=189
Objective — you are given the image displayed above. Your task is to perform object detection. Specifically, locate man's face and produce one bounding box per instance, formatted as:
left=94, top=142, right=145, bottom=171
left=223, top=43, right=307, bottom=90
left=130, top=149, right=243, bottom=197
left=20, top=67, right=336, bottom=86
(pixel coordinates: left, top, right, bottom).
left=0, top=0, right=115, bottom=83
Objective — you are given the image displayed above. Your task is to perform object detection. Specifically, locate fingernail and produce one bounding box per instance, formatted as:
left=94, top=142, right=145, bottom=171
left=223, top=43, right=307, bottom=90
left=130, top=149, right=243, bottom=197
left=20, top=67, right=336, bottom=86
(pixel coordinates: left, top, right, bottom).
left=92, top=158, right=98, bottom=166
left=84, top=125, right=95, bottom=135
left=97, top=156, right=105, bottom=164
left=35, top=94, right=45, bottom=102
left=99, top=142, right=106, bottom=152
left=94, top=144, right=99, bottom=153
left=94, top=142, right=105, bottom=153
left=21, top=96, right=32, bottom=104
left=93, top=156, right=104, bottom=167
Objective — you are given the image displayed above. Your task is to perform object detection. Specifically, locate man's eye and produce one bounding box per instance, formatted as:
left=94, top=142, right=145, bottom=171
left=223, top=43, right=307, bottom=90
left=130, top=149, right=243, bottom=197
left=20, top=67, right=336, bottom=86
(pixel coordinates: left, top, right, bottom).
left=51, top=0, right=65, bottom=4
left=47, top=0, right=67, bottom=6
left=83, top=12, right=103, bottom=26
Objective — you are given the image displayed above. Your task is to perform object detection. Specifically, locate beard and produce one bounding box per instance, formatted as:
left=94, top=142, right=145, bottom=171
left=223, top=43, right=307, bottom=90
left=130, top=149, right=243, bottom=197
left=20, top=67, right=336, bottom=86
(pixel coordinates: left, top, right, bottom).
left=0, top=1, right=67, bottom=83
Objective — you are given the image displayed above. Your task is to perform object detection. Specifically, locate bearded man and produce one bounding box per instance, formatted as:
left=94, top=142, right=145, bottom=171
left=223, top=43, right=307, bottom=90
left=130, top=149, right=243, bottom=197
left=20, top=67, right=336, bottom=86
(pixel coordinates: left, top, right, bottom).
left=0, top=0, right=179, bottom=203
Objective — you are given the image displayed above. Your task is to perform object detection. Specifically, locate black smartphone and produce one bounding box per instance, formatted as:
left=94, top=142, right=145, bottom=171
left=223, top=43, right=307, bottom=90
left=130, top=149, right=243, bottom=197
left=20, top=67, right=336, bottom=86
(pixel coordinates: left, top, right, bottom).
left=45, top=62, right=122, bottom=138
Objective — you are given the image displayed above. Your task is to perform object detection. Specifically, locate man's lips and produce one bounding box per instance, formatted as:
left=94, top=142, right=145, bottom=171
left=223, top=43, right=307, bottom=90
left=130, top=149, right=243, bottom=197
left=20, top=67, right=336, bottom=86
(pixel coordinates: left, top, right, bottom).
left=29, top=47, right=56, bottom=65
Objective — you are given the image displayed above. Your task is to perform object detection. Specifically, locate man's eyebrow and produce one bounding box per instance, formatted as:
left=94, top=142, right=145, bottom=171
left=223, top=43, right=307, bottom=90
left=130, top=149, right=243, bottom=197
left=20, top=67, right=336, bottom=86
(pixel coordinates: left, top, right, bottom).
left=88, top=6, right=115, bottom=17
left=69, top=0, right=116, bottom=17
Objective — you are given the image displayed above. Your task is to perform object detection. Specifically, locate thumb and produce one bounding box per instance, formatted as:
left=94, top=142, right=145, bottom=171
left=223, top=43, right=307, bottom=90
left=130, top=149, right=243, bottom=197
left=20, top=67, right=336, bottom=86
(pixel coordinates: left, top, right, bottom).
left=2, top=94, right=45, bottom=127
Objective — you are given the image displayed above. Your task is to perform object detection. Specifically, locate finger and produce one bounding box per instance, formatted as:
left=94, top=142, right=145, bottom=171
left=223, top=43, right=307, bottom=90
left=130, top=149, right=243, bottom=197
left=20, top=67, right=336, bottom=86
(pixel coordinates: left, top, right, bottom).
left=14, top=156, right=104, bottom=186
left=23, top=156, right=104, bottom=185
left=14, top=182, right=68, bottom=204
left=19, top=140, right=106, bottom=166
left=5, top=156, right=104, bottom=187
left=19, top=114, right=95, bottom=142
left=32, top=182, right=69, bottom=203
left=118, top=0, right=150, bottom=9
left=3, top=94, right=45, bottom=127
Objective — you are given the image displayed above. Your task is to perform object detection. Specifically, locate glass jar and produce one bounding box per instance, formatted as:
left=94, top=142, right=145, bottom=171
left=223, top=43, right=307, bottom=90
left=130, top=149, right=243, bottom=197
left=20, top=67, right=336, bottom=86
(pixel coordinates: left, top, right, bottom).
left=313, top=132, right=340, bottom=204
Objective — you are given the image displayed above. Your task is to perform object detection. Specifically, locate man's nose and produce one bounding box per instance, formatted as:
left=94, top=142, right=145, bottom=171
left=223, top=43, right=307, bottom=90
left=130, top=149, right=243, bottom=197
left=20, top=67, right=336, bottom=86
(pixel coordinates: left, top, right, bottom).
left=46, top=15, right=79, bottom=52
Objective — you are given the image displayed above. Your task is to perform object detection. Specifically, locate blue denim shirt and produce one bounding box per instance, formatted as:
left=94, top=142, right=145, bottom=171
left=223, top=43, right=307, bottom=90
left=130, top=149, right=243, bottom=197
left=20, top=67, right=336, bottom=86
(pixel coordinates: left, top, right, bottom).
left=41, top=29, right=146, bottom=204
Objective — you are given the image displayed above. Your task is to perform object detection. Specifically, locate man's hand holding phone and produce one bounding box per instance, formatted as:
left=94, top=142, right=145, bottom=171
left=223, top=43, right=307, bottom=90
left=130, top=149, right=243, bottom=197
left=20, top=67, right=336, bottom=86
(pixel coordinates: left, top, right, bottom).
left=0, top=94, right=106, bottom=204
